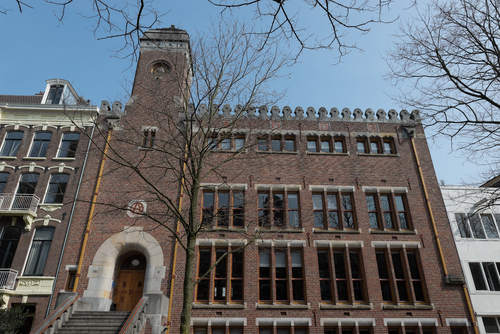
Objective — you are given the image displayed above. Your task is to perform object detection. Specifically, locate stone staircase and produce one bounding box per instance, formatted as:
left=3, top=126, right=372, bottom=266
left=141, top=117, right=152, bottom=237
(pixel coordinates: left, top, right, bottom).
left=55, top=311, right=130, bottom=334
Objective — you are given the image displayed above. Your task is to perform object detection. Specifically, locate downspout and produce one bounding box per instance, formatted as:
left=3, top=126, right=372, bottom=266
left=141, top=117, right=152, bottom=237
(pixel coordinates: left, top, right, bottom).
left=45, top=124, right=95, bottom=318
left=166, top=147, right=188, bottom=333
left=408, top=131, right=478, bottom=334
left=73, top=128, right=113, bottom=292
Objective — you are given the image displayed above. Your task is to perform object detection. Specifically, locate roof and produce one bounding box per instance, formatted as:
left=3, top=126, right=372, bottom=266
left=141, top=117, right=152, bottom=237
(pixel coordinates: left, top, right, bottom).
left=0, top=95, right=43, bottom=104
left=481, top=174, right=500, bottom=188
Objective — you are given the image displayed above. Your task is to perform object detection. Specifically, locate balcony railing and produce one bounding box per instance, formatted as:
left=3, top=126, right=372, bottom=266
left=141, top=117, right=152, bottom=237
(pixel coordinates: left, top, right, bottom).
left=0, top=193, right=39, bottom=214
left=0, top=268, right=18, bottom=290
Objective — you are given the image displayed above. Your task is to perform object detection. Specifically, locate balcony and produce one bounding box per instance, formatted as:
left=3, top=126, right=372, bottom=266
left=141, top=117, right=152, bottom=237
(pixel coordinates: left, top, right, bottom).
left=0, top=193, right=39, bottom=230
left=0, top=269, right=18, bottom=290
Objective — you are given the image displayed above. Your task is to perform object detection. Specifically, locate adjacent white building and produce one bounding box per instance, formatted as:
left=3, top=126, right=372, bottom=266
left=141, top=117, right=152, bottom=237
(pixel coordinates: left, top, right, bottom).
left=442, top=185, right=500, bottom=334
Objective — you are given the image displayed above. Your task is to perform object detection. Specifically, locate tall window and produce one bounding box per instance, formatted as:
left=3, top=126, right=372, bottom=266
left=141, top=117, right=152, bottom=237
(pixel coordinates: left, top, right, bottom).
left=258, top=190, right=300, bottom=229
left=317, top=248, right=366, bottom=304
left=0, top=223, right=22, bottom=268
left=455, top=213, right=500, bottom=239
left=0, top=172, right=9, bottom=193
left=483, top=317, right=500, bottom=333
left=194, top=326, right=244, bottom=334
left=259, top=327, right=308, bottom=334
left=44, top=174, right=69, bottom=204
left=376, top=248, right=426, bottom=303
left=142, top=128, right=156, bottom=148
left=0, top=131, right=23, bottom=157
left=259, top=247, right=304, bottom=303
left=388, top=326, right=436, bottom=334
left=365, top=193, right=411, bottom=230
left=201, top=189, right=245, bottom=228
left=325, top=326, right=372, bottom=334
left=306, top=135, right=346, bottom=153
left=469, top=262, right=500, bottom=291
left=17, top=173, right=39, bottom=194
left=195, top=247, right=243, bottom=303
left=24, top=227, right=54, bottom=276
left=46, top=85, right=64, bottom=104
left=312, top=192, right=355, bottom=230
left=57, top=133, right=79, bottom=158
left=29, top=132, right=52, bottom=157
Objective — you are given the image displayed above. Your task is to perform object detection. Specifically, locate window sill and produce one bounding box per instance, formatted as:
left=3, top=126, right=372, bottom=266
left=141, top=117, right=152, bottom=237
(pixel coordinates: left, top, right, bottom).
left=192, top=302, right=246, bottom=309
left=312, top=228, right=361, bottom=234
left=0, top=156, right=17, bottom=160
left=205, top=227, right=247, bottom=233
left=319, top=303, right=372, bottom=310
left=52, top=157, right=76, bottom=161
left=23, top=157, right=46, bottom=160
left=357, top=153, right=399, bottom=157
left=255, top=227, right=305, bottom=233
left=256, top=302, right=310, bottom=309
left=369, top=229, right=416, bottom=235
left=382, top=303, right=434, bottom=310
left=306, top=151, right=349, bottom=156
left=256, top=151, right=298, bottom=155
left=211, top=149, right=247, bottom=154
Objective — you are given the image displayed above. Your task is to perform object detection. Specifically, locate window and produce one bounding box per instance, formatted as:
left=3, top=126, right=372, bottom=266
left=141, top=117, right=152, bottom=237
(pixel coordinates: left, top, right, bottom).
left=17, top=173, right=39, bottom=194
left=66, top=270, right=77, bottom=291
left=29, top=132, right=52, bottom=157
left=0, top=172, right=9, bottom=193
left=201, top=189, right=245, bottom=228
left=0, top=223, right=22, bottom=268
left=357, top=136, right=396, bottom=154
left=24, top=227, right=55, bottom=276
left=365, top=193, right=411, bottom=230
left=306, top=135, right=346, bottom=153
left=312, top=192, right=355, bottom=230
left=258, top=190, right=300, bottom=229
left=195, top=247, right=243, bottom=303
left=259, top=247, right=304, bottom=303
left=259, top=327, right=308, bottom=334
left=450, top=327, right=469, bottom=334
left=317, top=248, right=366, bottom=304
left=194, top=326, right=244, bottom=334
left=57, top=133, right=80, bottom=158
left=257, top=135, right=296, bottom=152
left=46, top=85, right=64, bottom=104
left=209, top=134, right=246, bottom=151
left=469, top=262, right=500, bottom=291
left=44, top=174, right=69, bottom=204
left=142, top=128, right=156, bottom=148
left=483, top=317, right=500, bottom=333
left=0, top=131, right=23, bottom=156
left=388, top=326, right=436, bottom=334
left=455, top=213, right=500, bottom=239
left=376, top=248, right=426, bottom=303
left=324, top=326, right=372, bottom=334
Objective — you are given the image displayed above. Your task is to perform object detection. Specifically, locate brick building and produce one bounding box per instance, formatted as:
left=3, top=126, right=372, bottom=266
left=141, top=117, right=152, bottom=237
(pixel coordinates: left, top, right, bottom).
left=38, top=27, right=475, bottom=334
left=0, top=79, right=98, bottom=332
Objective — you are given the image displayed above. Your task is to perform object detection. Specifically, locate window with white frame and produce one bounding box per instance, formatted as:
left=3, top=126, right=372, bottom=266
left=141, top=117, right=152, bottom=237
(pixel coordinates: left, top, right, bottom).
left=259, top=327, right=308, bottom=334
left=24, top=227, right=54, bottom=276
left=44, top=174, right=69, bottom=204
left=57, top=133, right=79, bottom=158
left=46, top=85, right=64, bottom=104
left=0, top=131, right=24, bottom=157
left=194, top=326, right=244, bottom=334
left=469, top=262, right=500, bottom=291
left=483, top=317, right=500, bottom=333
left=455, top=213, right=500, bottom=239
left=0, top=172, right=9, bottom=193
left=387, top=325, right=436, bottom=334
left=29, top=131, right=52, bottom=157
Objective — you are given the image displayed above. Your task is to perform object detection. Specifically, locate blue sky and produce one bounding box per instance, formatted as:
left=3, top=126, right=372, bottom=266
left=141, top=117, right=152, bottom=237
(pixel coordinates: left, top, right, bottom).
left=0, top=1, right=488, bottom=185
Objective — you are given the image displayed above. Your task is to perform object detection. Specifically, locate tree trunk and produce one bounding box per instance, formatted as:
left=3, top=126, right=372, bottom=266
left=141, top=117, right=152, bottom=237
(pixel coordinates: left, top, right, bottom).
left=180, top=233, right=196, bottom=334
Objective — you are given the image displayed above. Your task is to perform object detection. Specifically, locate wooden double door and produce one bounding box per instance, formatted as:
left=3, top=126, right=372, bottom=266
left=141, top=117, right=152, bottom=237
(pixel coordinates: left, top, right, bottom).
left=113, top=253, right=146, bottom=311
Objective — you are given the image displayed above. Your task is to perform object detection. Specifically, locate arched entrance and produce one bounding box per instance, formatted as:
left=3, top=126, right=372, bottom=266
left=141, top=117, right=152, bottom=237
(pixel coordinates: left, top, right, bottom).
left=112, top=252, right=146, bottom=311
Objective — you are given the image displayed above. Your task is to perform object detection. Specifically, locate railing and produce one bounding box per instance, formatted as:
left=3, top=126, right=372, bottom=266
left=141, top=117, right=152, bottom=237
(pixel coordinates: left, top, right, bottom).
left=32, top=293, right=79, bottom=334
left=0, top=193, right=39, bottom=213
left=119, top=296, right=149, bottom=334
left=0, top=268, right=18, bottom=290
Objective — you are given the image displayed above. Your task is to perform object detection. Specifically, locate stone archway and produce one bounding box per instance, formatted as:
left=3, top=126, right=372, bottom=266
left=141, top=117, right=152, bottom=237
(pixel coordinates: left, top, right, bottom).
left=79, top=227, right=166, bottom=312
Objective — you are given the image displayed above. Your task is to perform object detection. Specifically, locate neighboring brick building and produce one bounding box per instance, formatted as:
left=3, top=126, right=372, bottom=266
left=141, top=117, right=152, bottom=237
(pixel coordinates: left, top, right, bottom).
left=42, top=27, right=474, bottom=334
left=0, top=79, right=98, bottom=332
left=441, top=184, right=500, bottom=334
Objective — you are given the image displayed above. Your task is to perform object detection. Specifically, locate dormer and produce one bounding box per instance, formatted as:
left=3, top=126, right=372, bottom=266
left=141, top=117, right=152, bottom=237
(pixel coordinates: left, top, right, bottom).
left=41, top=79, right=80, bottom=105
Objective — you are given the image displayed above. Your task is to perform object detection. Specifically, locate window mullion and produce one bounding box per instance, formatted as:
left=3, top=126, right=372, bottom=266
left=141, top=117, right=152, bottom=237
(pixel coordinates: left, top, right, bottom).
left=323, top=190, right=328, bottom=229
left=287, top=248, right=293, bottom=303
left=479, top=262, right=491, bottom=291
left=354, top=324, right=360, bottom=334
left=331, top=247, right=339, bottom=304
left=389, top=194, right=399, bottom=230
left=345, top=246, right=354, bottom=304
left=271, top=246, right=277, bottom=303
left=401, top=248, right=416, bottom=303
left=227, top=248, right=232, bottom=303
left=376, top=193, right=383, bottom=230
left=284, top=190, right=288, bottom=228
left=209, top=245, right=215, bottom=302
left=337, top=190, right=343, bottom=230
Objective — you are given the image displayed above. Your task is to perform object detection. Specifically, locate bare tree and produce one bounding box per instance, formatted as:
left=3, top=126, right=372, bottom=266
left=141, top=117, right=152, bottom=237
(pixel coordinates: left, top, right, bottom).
left=388, top=0, right=499, bottom=171
left=4, top=0, right=394, bottom=58
left=79, top=23, right=287, bottom=334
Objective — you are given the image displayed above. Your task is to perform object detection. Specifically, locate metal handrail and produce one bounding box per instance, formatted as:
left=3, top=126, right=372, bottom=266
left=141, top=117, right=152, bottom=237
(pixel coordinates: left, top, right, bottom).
left=118, top=296, right=149, bottom=334
left=0, top=193, right=40, bottom=213
left=0, top=268, right=18, bottom=290
left=32, top=293, right=79, bottom=334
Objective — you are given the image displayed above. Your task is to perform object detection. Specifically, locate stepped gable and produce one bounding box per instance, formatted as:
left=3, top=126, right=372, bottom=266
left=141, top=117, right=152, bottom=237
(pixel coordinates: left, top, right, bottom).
left=192, top=104, right=421, bottom=123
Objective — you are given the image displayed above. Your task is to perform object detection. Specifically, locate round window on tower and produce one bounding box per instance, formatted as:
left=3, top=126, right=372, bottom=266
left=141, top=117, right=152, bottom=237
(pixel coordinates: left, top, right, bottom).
left=151, top=61, right=171, bottom=77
